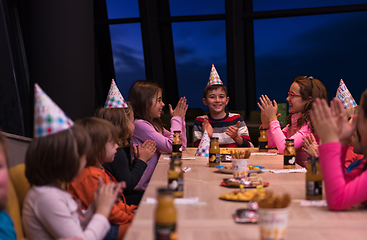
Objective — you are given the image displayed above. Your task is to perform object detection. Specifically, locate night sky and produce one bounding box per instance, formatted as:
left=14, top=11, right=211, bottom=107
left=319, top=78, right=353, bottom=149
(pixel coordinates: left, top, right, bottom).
left=106, top=0, right=367, bottom=113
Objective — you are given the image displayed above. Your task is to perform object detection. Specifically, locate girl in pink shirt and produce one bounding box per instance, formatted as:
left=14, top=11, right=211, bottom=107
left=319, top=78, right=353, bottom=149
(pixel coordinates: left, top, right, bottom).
left=128, top=80, right=188, bottom=190
left=257, top=76, right=328, bottom=167
left=311, top=89, right=367, bottom=211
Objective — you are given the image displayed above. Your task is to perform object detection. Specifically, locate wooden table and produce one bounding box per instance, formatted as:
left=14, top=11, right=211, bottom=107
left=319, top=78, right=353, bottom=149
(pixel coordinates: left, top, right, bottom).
left=124, top=148, right=367, bottom=240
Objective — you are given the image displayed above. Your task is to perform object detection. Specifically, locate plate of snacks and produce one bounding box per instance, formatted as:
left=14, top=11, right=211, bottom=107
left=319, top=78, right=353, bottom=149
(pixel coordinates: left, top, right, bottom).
left=216, top=165, right=264, bottom=174
left=219, top=188, right=266, bottom=202
left=221, top=177, right=269, bottom=188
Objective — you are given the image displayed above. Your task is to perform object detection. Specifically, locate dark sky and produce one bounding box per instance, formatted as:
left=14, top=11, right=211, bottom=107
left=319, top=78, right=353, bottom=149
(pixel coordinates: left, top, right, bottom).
left=106, top=0, right=367, bottom=112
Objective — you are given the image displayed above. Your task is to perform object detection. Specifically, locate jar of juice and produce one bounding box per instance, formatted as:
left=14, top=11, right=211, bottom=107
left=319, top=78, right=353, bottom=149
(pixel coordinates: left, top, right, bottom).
left=172, top=131, right=182, bottom=156
left=209, top=137, right=220, bottom=167
left=168, top=155, right=184, bottom=198
left=258, top=128, right=268, bottom=152
left=155, top=188, right=177, bottom=240
left=283, top=139, right=296, bottom=169
left=306, top=156, right=323, bottom=200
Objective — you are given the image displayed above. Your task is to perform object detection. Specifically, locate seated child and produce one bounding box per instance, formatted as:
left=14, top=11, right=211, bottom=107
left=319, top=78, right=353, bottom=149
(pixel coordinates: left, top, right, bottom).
left=67, top=117, right=137, bottom=239
left=193, top=64, right=253, bottom=148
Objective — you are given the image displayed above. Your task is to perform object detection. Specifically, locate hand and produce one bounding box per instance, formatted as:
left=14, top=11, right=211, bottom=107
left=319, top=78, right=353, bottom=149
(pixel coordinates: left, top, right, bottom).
left=169, top=97, right=188, bottom=119
left=94, top=179, right=122, bottom=218
left=225, top=121, right=240, bottom=139
left=330, top=97, right=356, bottom=146
left=75, top=199, right=85, bottom=222
left=202, top=117, right=213, bottom=138
left=310, top=98, right=340, bottom=144
left=137, top=140, right=156, bottom=163
left=302, top=134, right=319, bottom=157
left=131, top=144, right=138, bottom=164
left=258, top=95, right=278, bottom=123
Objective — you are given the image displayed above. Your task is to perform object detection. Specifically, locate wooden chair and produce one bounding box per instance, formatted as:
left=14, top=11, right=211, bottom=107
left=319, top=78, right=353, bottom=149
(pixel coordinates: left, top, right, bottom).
left=5, top=164, right=30, bottom=239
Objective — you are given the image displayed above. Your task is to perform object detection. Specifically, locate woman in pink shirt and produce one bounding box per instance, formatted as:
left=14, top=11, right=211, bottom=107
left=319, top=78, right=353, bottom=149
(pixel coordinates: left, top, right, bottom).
left=258, top=76, right=328, bottom=167
left=128, top=80, right=188, bottom=191
left=311, top=89, right=367, bottom=211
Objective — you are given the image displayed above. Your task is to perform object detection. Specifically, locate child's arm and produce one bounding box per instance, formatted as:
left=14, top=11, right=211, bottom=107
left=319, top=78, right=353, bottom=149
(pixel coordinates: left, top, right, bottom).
left=302, top=134, right=319, bottom=157
left=319, top=142, right=367, bottom=210
left=226, top=117, right=254, bottom=147
left=28, top=189, right=110, bottom=240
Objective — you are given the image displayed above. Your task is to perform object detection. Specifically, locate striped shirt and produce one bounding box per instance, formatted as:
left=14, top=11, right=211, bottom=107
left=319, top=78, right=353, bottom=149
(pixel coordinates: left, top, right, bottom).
left=193, top=112, right=253, bottom=148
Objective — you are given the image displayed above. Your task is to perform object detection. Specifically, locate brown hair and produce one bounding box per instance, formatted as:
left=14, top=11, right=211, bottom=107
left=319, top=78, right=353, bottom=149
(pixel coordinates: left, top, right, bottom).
left=360, top=88, right=367, bottom=119
left=76, top=117, right=118, bottom=167
left=94, top=102, right=133, bottom=148
left=128, top=80, right=164, bottom=133
left=203, top=84, right=228, bottom=99
left=287, top=76, right=328, bottom=130
left=25, top=124, right=91, bottom=186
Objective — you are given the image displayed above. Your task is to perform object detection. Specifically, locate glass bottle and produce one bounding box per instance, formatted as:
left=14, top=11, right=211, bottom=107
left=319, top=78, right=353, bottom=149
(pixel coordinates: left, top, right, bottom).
left=283, top=139, right=296, bottom=169
left=155, top=188, right=177, bottom=240
left=306, top=156, right=323, bottom=200
left=168, top=155, right=184, bottom=198
left=209, top=137, right=220, bottom=167
left=258, top=128, right=268, bottom=152
left=172, top=131, right=182, bottom=156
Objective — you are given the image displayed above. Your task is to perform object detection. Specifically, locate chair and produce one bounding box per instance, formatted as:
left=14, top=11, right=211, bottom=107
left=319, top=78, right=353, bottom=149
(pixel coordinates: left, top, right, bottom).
left=5, top=164, right=30, bottom=239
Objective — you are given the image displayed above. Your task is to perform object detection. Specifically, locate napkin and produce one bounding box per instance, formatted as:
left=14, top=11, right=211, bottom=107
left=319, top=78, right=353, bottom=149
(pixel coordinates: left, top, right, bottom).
left=269, top=168, right=307, bottom=173
left=336, top=79, right=357, bottom=109
left=195, top=130, right=210, bottom=157
left=207, top=64, right=224, bottom=86
left=34, top=84, right=74, bottom=138
left=104, top=79, right=128, bottom=108
left=144, top=197, right=206, bottom=205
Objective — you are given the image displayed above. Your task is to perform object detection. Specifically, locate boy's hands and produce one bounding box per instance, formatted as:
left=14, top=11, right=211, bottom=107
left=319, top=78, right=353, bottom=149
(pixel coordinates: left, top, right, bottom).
left=226, top=121, right=243, bottom=145
left=169, top=97, right=188, bottom=119
left=137, top=140, right=156, bottom=163
left=202, top=118, right=213, bottom=138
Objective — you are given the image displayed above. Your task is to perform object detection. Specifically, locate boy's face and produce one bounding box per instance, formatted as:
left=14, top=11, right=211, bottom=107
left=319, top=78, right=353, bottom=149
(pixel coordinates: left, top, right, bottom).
left=0, top=145, right=8, bottom=209
left=203, top=88, right=229, bottom=114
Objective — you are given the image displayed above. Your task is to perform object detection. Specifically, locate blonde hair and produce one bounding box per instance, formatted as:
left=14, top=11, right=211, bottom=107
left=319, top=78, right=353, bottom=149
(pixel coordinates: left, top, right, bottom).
left=94, top=102, right=133, bottom=148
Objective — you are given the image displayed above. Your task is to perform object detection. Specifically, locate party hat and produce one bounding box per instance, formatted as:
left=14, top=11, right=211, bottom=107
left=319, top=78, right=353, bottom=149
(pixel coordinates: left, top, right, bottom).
left=207, top=64, right=223, bottom=86
left=195, top=130, right=210, bottom=157
left=34, top=84, right=74, bottom=138
left=104, top=79, right=128, bottom=108
left=336, top=79, right=357, bottom=109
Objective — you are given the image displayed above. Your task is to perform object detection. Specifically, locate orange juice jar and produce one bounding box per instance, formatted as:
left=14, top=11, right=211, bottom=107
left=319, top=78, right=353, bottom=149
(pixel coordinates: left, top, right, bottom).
left=306, top=156, right=323, bottom=200
left=155, top=188, right=177, bottom=240
left=258, top=128, right=268, bottom=152
left=283, top=139, right=296, bottom=169
left=209, top=137, right=220, bottom=167
left=172, top=131, right=182, bottom=156
left=168, top=155, right=184, bottom=198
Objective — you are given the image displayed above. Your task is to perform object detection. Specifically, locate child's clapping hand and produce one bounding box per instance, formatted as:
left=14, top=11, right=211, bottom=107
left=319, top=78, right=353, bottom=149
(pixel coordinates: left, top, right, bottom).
left=226, top=121, right=244, bottom=145
left=93, top=177, right=123, bottom=218
left=258, top=95, right=280, bottom=128
left=302, top=134, right=319, bottom=157
left=169, top=97, right=188, bottom=119
left=133, top=140, right=156, bottom=163
left=202, top=117, right=213, bottom=138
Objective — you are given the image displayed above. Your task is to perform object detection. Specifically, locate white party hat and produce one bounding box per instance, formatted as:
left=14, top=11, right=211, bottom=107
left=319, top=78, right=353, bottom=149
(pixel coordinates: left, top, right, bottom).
left=34, top=84, right=74, bottom=138
left=336, top=79, right=357, bottom=109
left=195, top=130, right=210, bottom=157
left=104, top=79, right=128, bottom=108
left=207, top=64, right=223, bottom=86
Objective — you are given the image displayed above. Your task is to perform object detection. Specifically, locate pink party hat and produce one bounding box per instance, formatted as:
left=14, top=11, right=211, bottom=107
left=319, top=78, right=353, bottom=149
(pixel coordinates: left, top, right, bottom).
left=34, top=84, right=74, bottom=138
left=105, top=79, right=128, bottom=108
left=195, top=130, right=210, bottom=157
left=207, top=64, right=223, bottom=86
left=336, top=79, right=357, bottom=109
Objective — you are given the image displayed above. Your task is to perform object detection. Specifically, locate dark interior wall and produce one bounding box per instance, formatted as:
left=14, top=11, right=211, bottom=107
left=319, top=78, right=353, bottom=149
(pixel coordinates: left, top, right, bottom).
left=20, top=0, right=95, bottom=125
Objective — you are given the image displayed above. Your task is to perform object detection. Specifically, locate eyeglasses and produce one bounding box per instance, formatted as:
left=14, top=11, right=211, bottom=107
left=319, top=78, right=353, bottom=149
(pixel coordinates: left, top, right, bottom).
left=287, top=92, right=302, bottom=99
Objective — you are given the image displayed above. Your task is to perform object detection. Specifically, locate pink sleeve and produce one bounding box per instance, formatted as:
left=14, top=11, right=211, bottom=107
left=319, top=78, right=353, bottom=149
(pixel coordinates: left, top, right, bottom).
left=319, top=142, right=367, bottom=210
left=267, top=120, right=312, bottom=154
left=134, top=117, right=186, bottom=153
left=266, top=121, right=287, bottom=149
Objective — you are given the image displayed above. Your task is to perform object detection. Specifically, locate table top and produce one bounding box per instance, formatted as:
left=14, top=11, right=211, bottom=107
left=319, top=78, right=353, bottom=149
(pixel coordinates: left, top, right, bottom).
left=124, top=148, right=367, bottom=240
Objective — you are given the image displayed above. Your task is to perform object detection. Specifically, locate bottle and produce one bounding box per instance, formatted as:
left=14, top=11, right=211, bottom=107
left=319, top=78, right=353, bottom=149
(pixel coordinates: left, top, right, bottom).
left=172, top=131, right=182, bottom=156
left=283, top=139, right=296, bottom=169
left=168, top=155, right=184, bottom=198
left=209, top=137, right=220, bottom=167
left=306, top=156, right=323, bottom=200
left=155, top=188, right=177, bottom=240
left=258, top=128, right=268, bottom=152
